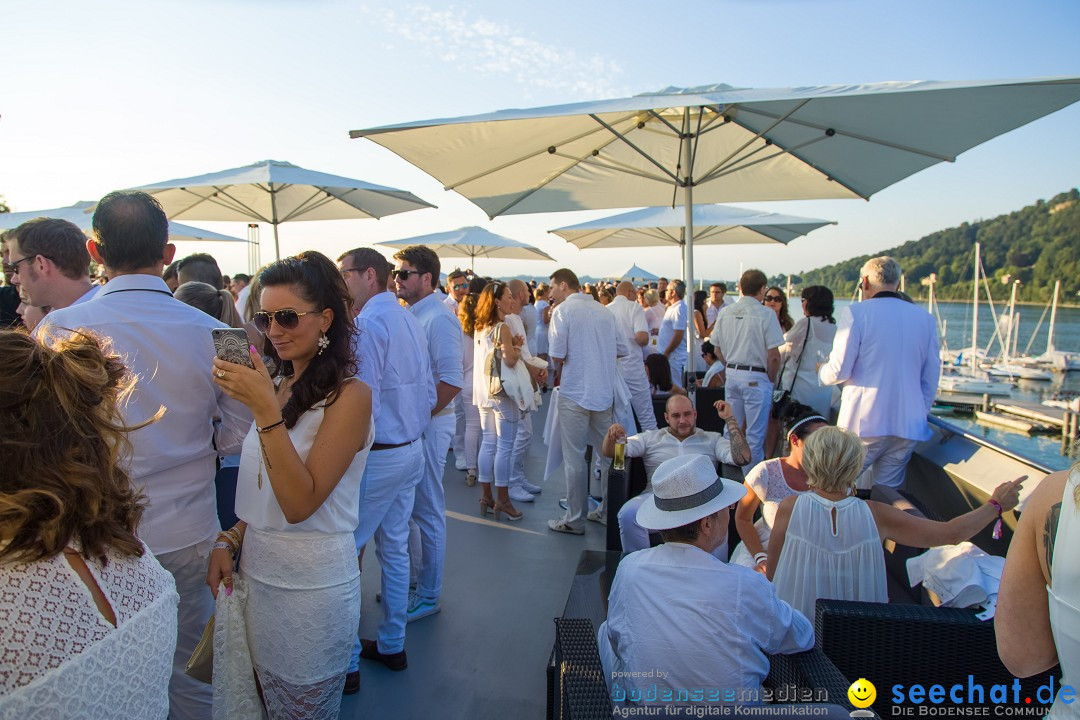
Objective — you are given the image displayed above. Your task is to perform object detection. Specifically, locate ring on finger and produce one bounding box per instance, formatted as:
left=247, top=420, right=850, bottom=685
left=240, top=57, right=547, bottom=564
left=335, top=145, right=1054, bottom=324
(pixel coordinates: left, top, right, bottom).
left=215, top=369, right=226, bottom=379
left=222, top=576, right=233, bottom=585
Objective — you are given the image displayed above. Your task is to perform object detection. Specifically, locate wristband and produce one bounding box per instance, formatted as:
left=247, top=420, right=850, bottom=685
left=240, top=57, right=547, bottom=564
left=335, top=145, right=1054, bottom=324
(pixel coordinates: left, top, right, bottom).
left=257, top=418, right=286, bottom=434
left=213, top=541, right=236, bottom=556
left=988, top=499, right=1003, bottom=540
left=754, top=552, right=768, bottom=566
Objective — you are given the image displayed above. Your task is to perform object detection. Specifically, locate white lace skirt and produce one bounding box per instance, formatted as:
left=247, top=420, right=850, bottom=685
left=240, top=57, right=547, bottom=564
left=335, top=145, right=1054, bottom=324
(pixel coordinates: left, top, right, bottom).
left=238, top=527, right=359, bottom=719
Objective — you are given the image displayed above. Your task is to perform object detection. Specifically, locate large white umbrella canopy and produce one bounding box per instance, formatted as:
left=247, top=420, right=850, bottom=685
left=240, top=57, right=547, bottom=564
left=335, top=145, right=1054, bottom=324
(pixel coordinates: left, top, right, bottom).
left=609, top=263, right=659, bottom=282
left=129, top=159, right=435, bottom=260
left=0, top=201, right=248, bottom=244
left=350, top=76, right=1080, bottom=363
left=552, top=204, right=834, bottom=250
left=377, top=226, right=554, bottom=270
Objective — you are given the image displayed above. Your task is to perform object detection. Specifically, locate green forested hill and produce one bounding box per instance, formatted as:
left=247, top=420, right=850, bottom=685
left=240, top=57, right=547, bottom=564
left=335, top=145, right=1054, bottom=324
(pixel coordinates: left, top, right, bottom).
left=793, top=189, right=1080, bottom=303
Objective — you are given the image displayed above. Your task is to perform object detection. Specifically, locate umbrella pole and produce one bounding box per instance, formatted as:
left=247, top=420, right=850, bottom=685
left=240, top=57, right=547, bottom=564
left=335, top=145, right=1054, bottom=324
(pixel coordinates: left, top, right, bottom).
left=682, top=118, right=697, bottom=380
left=270, top=186, right=282, bottom=260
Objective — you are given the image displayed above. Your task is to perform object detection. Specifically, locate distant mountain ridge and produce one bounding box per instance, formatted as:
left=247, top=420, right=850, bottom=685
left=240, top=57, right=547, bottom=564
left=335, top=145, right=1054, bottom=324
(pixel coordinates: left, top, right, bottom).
left=794, top=189, right=1080, bottom=303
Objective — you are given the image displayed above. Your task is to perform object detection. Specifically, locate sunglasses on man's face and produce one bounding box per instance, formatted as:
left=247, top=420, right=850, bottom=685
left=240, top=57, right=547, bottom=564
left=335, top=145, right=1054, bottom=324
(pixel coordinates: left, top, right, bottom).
left=252, top=309, right=317, bottom=333
left=394, top=269, right=422, bottom=281
left=453, top=282, right=468, bottom=290
left=3, top=255, right=41, bottom=275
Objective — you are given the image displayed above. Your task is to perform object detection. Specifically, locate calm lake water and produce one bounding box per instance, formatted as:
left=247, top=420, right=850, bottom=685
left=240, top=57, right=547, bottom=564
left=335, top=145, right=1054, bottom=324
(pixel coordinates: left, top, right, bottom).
left=835, top=299, right=1079, bottom=471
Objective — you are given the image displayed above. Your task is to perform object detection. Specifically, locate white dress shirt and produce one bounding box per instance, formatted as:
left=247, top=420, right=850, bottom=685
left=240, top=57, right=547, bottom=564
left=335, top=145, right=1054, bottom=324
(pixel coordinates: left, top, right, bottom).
left=607, top=295, right=648, bottom=375
left=710, top=296, right=785, bottom=369
left=353, top=291, right=434, bottom=444
left=410, top=292, right=464, bottom=415
left=657, top=301, right=688, bottom=364
left=443, top=293, right=459, bottom=315
left=598, top=543, right=814, bottom=699
left=819, top=294, right=940, bottom=440
left=519, top=303, right=538, bottom=353
left=625, top=427, right=734, bottom=492
left=41, top=274, right=252, bottom=554
left=548, top=293, right=623, bottom=412
left=234, top=284, right=251, bottom=318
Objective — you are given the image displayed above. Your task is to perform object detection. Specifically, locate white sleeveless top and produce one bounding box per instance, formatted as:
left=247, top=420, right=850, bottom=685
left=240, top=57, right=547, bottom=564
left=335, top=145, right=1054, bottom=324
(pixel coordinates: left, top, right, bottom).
left=235, top=382, right=373, bottom=533
left=0, top=545, right=178, bottom=718
left=1048, top=469, right=1079, bottom=718
left=773, top=493, right=887, bottom=620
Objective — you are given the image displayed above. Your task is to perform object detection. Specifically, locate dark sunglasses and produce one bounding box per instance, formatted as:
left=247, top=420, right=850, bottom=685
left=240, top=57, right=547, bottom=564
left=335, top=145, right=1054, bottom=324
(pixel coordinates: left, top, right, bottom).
left=764, top=295, right=783, bottom=302
left=394, top=269, right=422, bottom=281
left=453, top=282, right=468, bottom=290
left=252, top=309, right=317, bottom=333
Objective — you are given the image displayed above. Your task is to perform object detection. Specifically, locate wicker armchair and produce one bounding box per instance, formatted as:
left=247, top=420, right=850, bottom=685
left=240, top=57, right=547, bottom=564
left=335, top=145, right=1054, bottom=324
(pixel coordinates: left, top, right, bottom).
left=815, top=599, right=1062, bottom=717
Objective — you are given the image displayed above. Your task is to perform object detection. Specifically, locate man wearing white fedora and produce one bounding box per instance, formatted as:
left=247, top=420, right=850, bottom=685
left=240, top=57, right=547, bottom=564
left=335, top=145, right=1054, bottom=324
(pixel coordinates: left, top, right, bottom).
left=598, top=454, right=813, bottom=701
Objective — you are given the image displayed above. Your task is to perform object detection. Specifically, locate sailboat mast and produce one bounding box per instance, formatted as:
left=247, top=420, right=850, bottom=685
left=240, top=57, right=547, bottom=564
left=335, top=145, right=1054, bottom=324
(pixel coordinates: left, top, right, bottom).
left=1048, top=280, right=1060, bottom=353
left=1006, top=280, right=1019, bottom=361
left=971, top=243, right=980, bottom=374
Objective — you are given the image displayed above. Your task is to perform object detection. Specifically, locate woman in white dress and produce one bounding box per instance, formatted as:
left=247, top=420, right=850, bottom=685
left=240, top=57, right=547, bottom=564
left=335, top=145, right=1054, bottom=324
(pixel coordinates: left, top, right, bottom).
left=206, top=251, right=373, bottom=718
left=997, top=463, right=1079, bottom=718
left=729, top=413, right=828, bottom=570
left=782, top=286, right=838, bottom=419
left=0, top=331, right=178, bottom=720
left=767, top=426, right=1024, bottom=620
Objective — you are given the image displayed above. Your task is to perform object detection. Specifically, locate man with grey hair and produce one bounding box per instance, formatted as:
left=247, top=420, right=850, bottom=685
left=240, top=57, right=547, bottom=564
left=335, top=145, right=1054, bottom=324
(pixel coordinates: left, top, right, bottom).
left=819, top=256, right=940, bottom=489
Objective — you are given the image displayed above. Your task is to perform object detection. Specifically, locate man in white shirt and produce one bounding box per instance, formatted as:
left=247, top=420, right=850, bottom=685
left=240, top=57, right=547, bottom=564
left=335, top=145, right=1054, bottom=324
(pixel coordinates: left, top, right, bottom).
left=710, top=269, right=784, bottom=470
left=598, top=454, right=813, bottom=701
left=443, top=268, right=468, bottom=314
left=608, top=281, right=656, bottom=431
left=393, top=246, right=463, bottom=624
left=657, top=280, right=689, bottom=385
left=506, top=279, right=547, bottom=502
left=547, top=268, right=624, bottom=535
left=41, top=191, right=252, bottom=720
left=819, top=256, right=940, bottom=489
left=7, top=218, right=98, bottom=309
left=704, top=282, right=733, bottom=333
left=602, top=394, right=750, bottom=555
left=338, top=247, right=434, bottom=687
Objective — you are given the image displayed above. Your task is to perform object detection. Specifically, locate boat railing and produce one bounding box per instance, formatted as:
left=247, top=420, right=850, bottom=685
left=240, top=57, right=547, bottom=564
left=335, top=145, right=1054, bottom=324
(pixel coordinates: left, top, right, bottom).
left=927, top=414, right=1055, bottom=474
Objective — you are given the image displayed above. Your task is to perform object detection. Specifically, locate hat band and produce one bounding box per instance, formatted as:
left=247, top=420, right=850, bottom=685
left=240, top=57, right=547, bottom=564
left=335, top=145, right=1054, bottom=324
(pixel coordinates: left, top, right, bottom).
left=654, top=477, right=724, bottom=512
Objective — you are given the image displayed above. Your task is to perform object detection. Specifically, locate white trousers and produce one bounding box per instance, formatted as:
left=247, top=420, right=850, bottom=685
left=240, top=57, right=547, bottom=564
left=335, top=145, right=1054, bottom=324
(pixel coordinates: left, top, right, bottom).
left=462, top=392, right=482, bottom=472
left=350, top=440, right=423, bottom=666
left=510, top=411, right=534, bottom=488
left=410, top=413, right=455, bottom=601
left=157, top=538, right=216, bottom=720
left=725, top=369, right=773, bottom=470
left=452, top=395, right=466, bottom=459
left=621, top=361, right=657, bottom=431
left=859, top=435, right=919, bottom=489
left=618, top=493, right=727, bottom=560
left=478, top=395, right=521, bottom=487
left=558, top=394, right=613, bottom=531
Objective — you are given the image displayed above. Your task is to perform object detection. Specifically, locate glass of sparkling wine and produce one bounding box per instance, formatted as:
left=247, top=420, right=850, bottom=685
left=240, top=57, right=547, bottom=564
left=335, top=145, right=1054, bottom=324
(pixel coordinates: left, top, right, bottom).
left=613, top=436, right=627, bottom=471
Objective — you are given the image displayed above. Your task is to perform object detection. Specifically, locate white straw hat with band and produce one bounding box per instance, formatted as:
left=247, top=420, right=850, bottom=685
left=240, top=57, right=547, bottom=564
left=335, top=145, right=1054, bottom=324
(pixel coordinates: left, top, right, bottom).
left=636, top=455, right=747, bottom=531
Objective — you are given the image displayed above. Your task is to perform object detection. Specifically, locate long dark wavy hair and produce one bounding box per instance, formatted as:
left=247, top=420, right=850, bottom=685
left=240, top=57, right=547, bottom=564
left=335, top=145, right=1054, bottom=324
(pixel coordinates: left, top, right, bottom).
left=0, top=330, right=156, bottom=565
left=474, top=281, right=510, bottom=334
left=257, top=251, right=358, bottom=429
left=457, top=276, right=488, bottom=337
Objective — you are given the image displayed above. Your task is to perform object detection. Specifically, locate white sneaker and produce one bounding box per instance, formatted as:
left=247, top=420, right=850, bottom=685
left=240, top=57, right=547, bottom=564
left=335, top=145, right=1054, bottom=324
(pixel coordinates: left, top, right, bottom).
left=521, top=480, right=542, bottom=494
left=587, top=509, right=607, bottom=526
left=509, top=487, right=536, bottom=503
left=454, top=459, right=467, bottom=471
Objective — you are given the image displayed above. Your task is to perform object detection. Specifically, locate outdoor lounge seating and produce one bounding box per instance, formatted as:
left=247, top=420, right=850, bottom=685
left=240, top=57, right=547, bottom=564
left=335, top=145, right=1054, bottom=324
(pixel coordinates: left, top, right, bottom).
left=548, top=550, right=869, bottom=720
left=814, top=599, right=1062, bottom=717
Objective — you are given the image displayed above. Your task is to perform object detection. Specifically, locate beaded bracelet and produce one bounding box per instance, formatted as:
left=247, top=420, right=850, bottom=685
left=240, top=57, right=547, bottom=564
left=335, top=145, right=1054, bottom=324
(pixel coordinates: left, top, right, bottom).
left=257, top=418, right=286, bottom=434
left=988, top=499, right=1004, bottom=540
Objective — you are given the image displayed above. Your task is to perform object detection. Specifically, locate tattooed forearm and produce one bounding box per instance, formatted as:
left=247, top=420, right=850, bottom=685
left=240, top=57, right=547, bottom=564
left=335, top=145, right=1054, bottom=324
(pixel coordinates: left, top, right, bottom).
left=725, top=417, right=751, bottom=466
left=1044, top=501, right=1061, bottom=581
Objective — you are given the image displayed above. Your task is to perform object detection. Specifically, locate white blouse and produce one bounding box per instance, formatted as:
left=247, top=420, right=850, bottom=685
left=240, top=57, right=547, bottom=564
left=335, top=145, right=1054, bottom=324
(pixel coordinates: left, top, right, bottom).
left=772, top=493, right=887, bottom=620
left=235, top=384, right=373, bottom=534
left=0, top=545, right=178, bottom=719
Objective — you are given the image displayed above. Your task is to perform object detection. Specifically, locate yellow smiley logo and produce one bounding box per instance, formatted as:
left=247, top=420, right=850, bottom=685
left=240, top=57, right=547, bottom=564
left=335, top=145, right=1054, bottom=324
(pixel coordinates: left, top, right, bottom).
left=848, top=678, right=876, bottom=709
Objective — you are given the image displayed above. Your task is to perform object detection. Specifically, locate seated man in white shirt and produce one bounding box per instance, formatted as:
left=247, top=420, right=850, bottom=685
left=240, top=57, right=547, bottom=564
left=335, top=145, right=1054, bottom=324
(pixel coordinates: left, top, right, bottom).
left=598, top=454, right=813, bottom=702
left=601, top=394, right=750, bottom=557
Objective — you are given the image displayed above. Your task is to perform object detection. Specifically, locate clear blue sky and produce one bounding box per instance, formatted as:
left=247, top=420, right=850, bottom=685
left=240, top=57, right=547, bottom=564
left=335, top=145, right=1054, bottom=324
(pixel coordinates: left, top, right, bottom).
left=2, top=0, right=1078, bottom=280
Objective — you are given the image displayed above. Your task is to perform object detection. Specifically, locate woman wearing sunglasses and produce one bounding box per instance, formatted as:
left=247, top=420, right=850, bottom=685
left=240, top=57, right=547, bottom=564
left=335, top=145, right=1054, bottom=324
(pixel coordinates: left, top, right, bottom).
left=206, top=251, right=373, bottom=716
left=473, top=281, right=525, bottom=520
left=763, top=287, right=795, bottom=333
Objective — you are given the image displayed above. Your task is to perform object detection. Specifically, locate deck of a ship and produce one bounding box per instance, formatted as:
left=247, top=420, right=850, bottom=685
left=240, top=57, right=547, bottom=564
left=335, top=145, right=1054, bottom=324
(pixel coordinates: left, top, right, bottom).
left=341, top=399, right=602, bottom=720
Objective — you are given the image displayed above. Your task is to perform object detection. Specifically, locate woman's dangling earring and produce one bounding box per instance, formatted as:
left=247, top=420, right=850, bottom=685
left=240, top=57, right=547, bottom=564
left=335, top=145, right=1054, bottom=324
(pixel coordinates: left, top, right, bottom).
left=317, top=332, right=330, bottom=355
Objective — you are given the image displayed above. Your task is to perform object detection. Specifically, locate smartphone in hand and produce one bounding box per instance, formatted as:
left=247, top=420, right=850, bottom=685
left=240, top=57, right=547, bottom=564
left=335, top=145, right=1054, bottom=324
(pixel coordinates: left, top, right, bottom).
left=212, top=328, right=254, bottom=369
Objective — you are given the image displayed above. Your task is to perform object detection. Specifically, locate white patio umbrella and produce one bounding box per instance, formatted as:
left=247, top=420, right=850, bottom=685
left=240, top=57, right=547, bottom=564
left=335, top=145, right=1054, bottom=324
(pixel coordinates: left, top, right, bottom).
left=0, top=200, right=248, bottom=244
left=129, top=159, right=435, bottom=260
left=377, top=226, right=554, bottom=270
left=609, top=263, right=659, bottom=282
left=553, top=204, right=833, bottom=251
left=350, top=76, right=1080, bottom=362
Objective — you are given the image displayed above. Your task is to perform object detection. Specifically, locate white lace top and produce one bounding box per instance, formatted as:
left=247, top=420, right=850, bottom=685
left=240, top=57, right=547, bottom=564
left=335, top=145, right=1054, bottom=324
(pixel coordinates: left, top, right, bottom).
left=0, top=544, right=179, bottom=719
